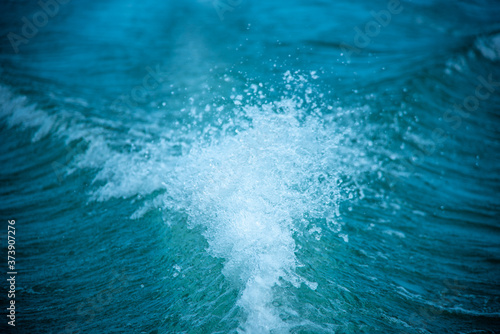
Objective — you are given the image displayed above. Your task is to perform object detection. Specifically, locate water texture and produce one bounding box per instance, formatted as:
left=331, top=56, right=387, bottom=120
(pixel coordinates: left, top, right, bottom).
left=0, top=0, right=499, bottom=333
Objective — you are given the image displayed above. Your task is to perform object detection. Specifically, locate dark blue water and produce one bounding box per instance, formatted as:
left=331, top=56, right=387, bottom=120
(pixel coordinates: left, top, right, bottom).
left=1, top=0, right=500, bottom=333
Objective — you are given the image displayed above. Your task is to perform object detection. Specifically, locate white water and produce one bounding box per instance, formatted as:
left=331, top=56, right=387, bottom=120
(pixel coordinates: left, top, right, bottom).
left=163, top=99, right=347, bottom=332
left=1, top=73, right=370, bottom=332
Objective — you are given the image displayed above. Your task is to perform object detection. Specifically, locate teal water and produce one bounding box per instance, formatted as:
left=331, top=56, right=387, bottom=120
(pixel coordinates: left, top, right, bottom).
left=1, top=0, right=500, bottom=333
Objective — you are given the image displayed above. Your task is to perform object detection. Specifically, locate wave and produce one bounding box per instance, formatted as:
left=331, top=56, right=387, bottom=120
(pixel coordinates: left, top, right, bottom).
left=1, top=71, right=374, bottom=332
left=91, top=72, right=369, bottom=332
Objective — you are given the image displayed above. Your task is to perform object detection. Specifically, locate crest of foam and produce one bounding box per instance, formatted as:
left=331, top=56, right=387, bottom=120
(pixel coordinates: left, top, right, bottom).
left=84, top=72, right=352, bottom=332
left=163, top=97, right=343, bottom=332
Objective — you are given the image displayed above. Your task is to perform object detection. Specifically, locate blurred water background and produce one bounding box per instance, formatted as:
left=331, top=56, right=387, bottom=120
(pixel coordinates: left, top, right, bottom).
left=1, top=0, right=500, bottom=333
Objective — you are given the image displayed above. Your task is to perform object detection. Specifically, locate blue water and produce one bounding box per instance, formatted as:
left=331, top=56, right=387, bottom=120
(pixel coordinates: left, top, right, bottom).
left=1, top=0, right=500, bottom=333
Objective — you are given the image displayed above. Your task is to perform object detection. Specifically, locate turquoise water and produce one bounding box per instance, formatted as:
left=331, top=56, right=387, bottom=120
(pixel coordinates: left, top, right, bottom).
left=1, top=0, right=500, bottom=333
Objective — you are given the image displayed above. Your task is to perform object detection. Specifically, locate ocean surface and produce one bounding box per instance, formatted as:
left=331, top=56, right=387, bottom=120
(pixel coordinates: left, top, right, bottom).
left=1, top=0, right=500, bottom=333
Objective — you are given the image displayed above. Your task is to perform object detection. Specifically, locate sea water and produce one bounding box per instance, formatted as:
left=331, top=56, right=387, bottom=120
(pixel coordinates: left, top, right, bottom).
left=0, top=0, right=499, bottom=333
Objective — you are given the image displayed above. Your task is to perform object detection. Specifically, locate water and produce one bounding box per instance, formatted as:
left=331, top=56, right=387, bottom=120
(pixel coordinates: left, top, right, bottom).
left=1, top=0, right=500, bottom=333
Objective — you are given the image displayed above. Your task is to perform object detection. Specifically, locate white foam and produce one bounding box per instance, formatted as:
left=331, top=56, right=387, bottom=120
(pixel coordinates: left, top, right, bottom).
left=0, top=86, right=56, bottom=142
left=83, top=72, right=364, bottom=332
left=159, top=97, right=348, bottom=332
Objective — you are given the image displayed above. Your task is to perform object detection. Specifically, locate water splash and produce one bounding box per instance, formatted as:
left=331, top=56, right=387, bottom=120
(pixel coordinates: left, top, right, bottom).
left=1, top=73, right=361, bottom=332
left=162, top=94, right=346, bottom=332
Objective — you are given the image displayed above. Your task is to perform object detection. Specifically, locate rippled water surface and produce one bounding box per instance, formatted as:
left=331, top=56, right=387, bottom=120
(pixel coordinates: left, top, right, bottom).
left=1, top=0, right=500, bottom=333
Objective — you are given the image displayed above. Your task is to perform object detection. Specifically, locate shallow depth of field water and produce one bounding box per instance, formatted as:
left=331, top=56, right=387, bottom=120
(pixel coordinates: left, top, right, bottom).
left=1, top=0, right=500, bottom=333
